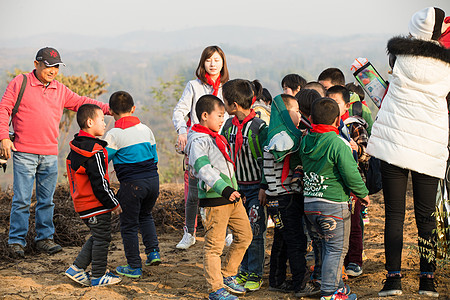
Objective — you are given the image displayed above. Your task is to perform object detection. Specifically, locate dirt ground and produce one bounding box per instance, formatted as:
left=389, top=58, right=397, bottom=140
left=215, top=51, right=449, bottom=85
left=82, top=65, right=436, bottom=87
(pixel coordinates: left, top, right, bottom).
left=0, top=183, right=449, bottom=299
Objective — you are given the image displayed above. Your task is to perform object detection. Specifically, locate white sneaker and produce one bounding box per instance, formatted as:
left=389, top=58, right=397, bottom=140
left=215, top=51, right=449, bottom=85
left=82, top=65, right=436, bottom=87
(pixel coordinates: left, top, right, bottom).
left=225, top=233, right=233, bottom=247
left=176, top=226, right=196, bottom=249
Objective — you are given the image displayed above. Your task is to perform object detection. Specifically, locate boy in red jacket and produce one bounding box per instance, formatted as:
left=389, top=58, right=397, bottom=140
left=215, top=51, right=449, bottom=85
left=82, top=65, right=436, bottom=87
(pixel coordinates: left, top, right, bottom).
left=65, top=104, right=122, bottom=287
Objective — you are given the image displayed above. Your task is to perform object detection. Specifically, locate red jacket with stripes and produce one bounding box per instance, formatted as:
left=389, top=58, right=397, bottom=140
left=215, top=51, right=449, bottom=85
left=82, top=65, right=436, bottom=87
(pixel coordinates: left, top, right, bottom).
left=66, top=130, right=119, bottom=219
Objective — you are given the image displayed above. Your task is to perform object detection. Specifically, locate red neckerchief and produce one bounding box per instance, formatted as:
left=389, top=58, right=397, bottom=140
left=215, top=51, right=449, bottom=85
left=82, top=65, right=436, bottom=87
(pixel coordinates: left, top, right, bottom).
left=341, top=111, right=349, bottom=121
left=204, top=73, right=221, bottom=96
left=114, top=116, right=140, bottom=129
left=311, top=124, right=339, bottom=134
left=191, top=124, right=235, bottom=168
left=231, top=109, right=256, bottom=163
left=251, top=96, right=256, bottom=105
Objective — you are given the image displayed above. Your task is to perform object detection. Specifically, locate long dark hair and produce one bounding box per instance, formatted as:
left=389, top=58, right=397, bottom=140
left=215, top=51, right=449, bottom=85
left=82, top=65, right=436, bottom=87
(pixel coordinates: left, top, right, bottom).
left=195, top=46, right=229, bottom=85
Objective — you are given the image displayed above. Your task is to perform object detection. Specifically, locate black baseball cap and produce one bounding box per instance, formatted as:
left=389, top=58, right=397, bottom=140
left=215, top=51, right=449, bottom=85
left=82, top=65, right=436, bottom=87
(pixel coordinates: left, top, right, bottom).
left=35, top=47, right=65, bottom=67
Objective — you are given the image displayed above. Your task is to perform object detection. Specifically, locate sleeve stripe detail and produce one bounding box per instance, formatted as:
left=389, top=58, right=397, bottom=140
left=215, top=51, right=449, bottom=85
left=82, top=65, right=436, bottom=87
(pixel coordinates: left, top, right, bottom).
left=194, top=155, right=210, bottom=173
left=95, top=152, right=118, bottom=206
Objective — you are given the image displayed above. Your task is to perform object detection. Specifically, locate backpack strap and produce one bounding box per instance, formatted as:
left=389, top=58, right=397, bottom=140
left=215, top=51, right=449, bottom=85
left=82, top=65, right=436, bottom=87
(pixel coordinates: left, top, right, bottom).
left=221, top=118, right=233, bottom=141
left=222, top=117, right=265, bottom=166
left=10, top=74, right=27, bottom=126
left=247, top=117, right=265, bottom=165
left=351, top=100, right=363, bottom=118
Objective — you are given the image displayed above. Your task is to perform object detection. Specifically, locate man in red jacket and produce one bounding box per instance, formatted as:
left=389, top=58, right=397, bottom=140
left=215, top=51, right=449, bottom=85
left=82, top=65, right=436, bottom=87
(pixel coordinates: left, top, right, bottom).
left=0, top=47, right=110, bottom=258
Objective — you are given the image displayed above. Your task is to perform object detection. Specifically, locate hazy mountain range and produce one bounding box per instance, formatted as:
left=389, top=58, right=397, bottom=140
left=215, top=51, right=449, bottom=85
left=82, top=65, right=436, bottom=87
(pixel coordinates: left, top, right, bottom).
left=0, top=26, right=392, bottom=97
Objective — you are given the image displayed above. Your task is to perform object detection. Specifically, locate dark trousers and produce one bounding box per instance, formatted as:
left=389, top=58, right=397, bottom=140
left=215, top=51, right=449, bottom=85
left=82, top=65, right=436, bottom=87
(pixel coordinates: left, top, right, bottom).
left=305, top=216, right=322, bottom=280
left=344, top=194, right=363, bottom=267
left=118, top=176, right=160, bottom=268
left=380, top=161, right=438, bottom=273
left=74, top=212, right=111, bottom=278
left=268, top=193, right=307, bottom=292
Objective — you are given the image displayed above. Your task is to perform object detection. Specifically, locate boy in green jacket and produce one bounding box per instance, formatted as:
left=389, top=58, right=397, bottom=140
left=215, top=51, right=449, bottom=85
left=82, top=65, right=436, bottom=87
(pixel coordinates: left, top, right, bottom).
left=299, top=97, right=370, bottom=300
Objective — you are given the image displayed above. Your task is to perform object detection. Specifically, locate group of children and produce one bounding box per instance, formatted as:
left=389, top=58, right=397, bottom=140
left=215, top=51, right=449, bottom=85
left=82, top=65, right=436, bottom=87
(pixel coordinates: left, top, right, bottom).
left=62, top=62, right=373, bottom=300
left=183, top=67, right=373, bottom=300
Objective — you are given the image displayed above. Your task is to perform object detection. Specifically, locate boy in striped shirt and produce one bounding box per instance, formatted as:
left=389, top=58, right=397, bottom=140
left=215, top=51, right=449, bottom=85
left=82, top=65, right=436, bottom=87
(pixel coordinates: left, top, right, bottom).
left=262, top=94, right=320, bottom=297
left=104, top=91, right=161, bottom=279
left=221, top=79, right=268, bottom=291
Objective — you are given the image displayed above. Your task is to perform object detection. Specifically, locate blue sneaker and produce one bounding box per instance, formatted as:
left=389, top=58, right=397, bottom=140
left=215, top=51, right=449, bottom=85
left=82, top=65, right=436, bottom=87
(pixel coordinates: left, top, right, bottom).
left=91, top=271, right=121, bottom=287
left=209, top=288, right=238, bottom=300
left=116, top=264, right=142, bottom=278
left=65, top=264, right=90, bottom=286
left=145, top=250, right=162, bottom=266
left=223, top=276, right=246, bottom=295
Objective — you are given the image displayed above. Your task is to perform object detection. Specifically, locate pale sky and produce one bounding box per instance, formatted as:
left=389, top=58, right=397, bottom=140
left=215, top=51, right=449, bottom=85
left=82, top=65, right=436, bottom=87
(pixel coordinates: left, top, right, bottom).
left=1, top=0, right=449, bottom=39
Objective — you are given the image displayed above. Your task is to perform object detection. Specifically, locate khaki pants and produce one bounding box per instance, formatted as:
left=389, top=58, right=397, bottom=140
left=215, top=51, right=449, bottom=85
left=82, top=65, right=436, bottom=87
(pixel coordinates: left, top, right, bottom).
left=202, top=200, right=252, bottom=292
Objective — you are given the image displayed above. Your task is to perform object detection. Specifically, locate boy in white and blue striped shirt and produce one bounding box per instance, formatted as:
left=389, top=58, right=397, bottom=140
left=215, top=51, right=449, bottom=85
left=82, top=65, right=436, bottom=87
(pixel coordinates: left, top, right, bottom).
left=104, top=91, right=161, bottom=279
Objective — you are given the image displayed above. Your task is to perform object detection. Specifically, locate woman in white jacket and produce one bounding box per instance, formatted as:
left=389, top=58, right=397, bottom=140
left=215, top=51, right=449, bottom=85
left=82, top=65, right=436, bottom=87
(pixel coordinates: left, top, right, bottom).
left=366, top=7, right=450, bottom=298
left=172, top=46, right=229, bottom=249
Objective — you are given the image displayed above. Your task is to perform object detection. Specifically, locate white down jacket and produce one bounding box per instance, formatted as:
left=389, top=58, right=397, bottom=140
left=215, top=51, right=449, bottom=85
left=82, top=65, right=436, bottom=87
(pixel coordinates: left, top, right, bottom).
left=367, top=37, right=450, bottom=179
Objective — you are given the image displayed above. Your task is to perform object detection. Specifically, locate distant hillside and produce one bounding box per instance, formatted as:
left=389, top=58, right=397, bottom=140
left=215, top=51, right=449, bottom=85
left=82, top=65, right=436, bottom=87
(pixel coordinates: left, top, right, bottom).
left=0, top=26, right=392, bottom=98
left=0, top=26, right=313, bottom=52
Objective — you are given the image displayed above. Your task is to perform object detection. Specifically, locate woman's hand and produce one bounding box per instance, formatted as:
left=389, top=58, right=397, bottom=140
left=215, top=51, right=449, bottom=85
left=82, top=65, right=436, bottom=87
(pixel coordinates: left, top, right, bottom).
left=177, top=133, right=188, bottom=153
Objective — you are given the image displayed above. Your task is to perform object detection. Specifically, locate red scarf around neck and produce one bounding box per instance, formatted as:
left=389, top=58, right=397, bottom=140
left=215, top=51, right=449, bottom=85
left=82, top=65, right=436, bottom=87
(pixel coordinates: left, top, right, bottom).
left=231, top=109, right=256, bottom=163
left=341, top=111, right=349, bottom=121
left=205, top=73, right=221, bottom=96
left=311, top=123, right=339, bottom=134
left=191, top=124, right=235, bottom=168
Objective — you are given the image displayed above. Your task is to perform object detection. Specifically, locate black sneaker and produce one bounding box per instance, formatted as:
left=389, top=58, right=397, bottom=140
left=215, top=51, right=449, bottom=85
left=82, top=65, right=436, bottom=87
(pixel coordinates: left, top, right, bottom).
left=295, top=281, right=321, bottom=298
left=269, top=280, right=294, bottom=293
left=9, top=243, right=25, bottom=258
left=378, top=274, right=402, bottom=297
left=419, top=276, right=439, bottom=298
left=36, top=239, right=62, bottom=254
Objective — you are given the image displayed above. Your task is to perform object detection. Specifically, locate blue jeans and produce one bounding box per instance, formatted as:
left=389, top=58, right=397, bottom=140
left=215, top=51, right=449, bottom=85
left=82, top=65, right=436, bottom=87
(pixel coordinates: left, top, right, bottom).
left=9, top=152, right=58, bottom=246
left=118, top=176, right=160, bottom=268
left=305, top=201, right=350, bottom=296
left=238, top=183, right=266, bottom=277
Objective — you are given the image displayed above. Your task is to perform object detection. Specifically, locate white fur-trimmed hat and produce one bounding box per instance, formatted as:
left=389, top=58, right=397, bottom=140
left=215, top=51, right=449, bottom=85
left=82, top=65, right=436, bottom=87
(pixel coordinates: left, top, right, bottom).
left=408, top=7, right=445, bottom=41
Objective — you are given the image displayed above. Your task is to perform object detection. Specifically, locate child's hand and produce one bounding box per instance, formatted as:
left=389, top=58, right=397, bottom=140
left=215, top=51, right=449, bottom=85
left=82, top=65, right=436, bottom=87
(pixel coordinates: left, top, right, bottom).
left=349, top=139, right=358, bottom=151
left=112, top=204, right=123, bottom=215
left=259, top=189, right=267, bottom=206
left=361, top=195, right=370, bottom=207
left=229, top=191, right=241, bottom=202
